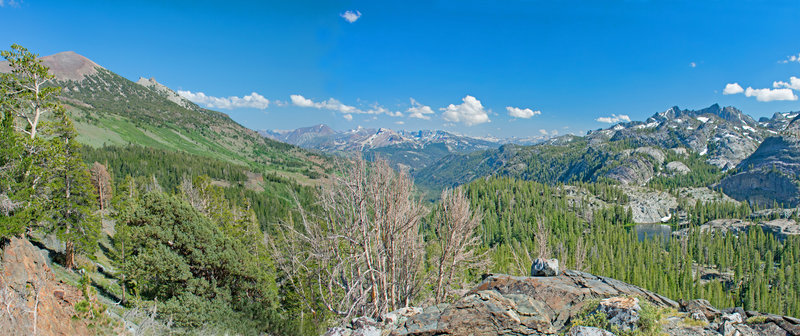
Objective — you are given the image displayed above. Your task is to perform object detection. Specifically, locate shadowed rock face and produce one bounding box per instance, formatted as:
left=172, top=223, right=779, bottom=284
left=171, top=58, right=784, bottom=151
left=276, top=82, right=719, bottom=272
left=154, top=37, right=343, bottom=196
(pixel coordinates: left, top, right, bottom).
left=719, top=135, right=800, bottom=207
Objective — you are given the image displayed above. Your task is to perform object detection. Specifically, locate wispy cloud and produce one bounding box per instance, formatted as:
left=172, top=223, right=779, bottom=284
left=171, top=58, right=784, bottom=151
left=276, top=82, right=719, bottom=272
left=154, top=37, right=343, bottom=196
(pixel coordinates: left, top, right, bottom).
left=407, top=98, right=434, bottom=119
left=723, top=83, right=744, bottom=95
left=178, top=90, right=270, bottom=109
left=290, top=94, right=401, bottom=116
left=290, top=94, right=357, bottom=113
left=690, top=62, right=697, bottom=68
left=506, top=106, right=541, bottom=119
left=0, top=0, right=21, bottom=8
left=744, top=87, right=797, bottom=102
left=780, top=53, right=800, bottom=64
left=596, top=114, right=631, bottom=124
left=343, top=114, right=353, bottom=121
left=441, top=95, right=490, bottom=126
left=340, top=10, right=361, bottom=23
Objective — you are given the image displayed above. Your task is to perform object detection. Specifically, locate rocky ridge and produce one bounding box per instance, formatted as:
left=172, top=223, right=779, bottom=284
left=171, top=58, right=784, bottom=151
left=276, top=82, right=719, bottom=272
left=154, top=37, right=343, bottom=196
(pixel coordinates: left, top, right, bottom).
left=414, top=104, right=782, bottom=192
left=135, top=77, right=196, bottom=110
left=327, top=270, right=800, bottom=336
left=589, top=104, right=766, bottom=170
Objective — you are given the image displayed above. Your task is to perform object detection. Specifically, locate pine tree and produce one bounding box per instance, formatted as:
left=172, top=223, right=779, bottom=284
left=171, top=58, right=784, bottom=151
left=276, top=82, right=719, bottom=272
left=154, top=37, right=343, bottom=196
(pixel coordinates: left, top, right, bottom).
left=46, top=101, right=100, bottom=269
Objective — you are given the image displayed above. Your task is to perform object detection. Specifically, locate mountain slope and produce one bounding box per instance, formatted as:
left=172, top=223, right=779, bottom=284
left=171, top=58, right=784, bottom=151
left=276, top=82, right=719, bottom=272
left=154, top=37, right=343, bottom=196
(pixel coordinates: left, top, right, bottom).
left=1, top=51, right=326, bottom=183
left=718, top=115, right=800, bottom=207
left=415, top=104, right=766, bottom=191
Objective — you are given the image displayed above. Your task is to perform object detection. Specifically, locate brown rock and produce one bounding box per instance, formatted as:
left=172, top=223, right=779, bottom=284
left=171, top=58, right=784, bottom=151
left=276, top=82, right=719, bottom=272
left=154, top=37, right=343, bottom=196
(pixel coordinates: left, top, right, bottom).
left=0, top=238, right=92, bottom=336
left=392, top=270, right=677, bottom=335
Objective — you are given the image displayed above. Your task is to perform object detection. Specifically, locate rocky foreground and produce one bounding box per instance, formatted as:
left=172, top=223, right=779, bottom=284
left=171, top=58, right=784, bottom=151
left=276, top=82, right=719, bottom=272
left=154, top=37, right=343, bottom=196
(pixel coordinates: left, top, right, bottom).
left=0, top=238, right=92, bottom=335
left=327, top=270, right=800, bottom=336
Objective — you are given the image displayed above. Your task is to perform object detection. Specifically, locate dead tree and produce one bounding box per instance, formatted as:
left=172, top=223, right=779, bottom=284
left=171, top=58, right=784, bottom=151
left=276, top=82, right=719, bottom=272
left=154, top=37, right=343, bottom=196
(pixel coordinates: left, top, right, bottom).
left=574, top=236, right=587, bottom=271
left=270, top=157, right=426, bottom=320
left=536, top=219, right=551, bottom=259
left=509, top=240, right=534, bottom=276
left=89, top=162, right=112, bottom=211
left=432, top=187, right=485, bottom=303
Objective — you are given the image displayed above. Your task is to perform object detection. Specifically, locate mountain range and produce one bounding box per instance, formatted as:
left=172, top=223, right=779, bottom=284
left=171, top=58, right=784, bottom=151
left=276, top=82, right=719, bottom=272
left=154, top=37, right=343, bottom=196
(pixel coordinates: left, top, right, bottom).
left=260, top=125, right=542, bottom=172
left=1, top=51, right=326, bottom=184
left=5, top=50, right=800, bottom=211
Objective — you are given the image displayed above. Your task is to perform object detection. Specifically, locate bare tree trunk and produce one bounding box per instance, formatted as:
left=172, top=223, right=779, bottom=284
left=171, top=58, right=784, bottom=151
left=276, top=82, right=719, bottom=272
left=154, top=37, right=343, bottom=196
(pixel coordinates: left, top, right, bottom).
left=65, top=241, right=75, bottom=270
left=121, top=239, right=126, bottom=304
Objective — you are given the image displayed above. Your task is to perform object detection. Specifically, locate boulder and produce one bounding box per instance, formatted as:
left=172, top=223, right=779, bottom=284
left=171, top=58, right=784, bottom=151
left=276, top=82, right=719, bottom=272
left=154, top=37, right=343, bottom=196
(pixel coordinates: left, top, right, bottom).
left=666, top=161, right=691, bottom=175
left=718, top=321, right=737, bottom=336
left=690, top=310, right=710, bottom=324
left=595, top=297, right=641, bottom=331
left=568, top=325, right=617, bottom=336
left=680, top=299, right=722, bottom=321
left=722, top=307, right=747, bottom=318
left=722, top=312, right=743, bottom=324
left=531, top=258, right=559, bottom=276
left=382, top=307, right=423, bottom=328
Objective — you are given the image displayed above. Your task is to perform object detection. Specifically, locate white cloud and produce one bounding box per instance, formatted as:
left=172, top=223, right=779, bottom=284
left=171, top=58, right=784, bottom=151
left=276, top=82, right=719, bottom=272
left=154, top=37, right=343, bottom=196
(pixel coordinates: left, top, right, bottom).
left=178, top=90, right=270, bottom=109
left=0, top=0, right=21, bottom=7
left=780, top=53, right=800, bottom=64
left=538, top=129, right=548, bottom=135
left=343, top=114, right=353, bottom=121
left=744, top=87, right=798, bottom=102
left=441, top=95, right=490, bottom=126
left=723, top=83, right=744, bottom=95
left=407, top=98, right=434, bottom=119
left=506, top=106, right=541, bottom=119
left=364, top=105, right=403, bottom=117
left=395, top=121, right=405, bottom=125
left=290, top=94, right=402, bottom=117
left=290, top=94, right=357, bottom=113
left=596, top=114, right=631, bottom=124
left=773, top=76, right=800, bottom=91
left=340, top=10, right=361, bottom=23
left=690, top=62, right=697, bottom=68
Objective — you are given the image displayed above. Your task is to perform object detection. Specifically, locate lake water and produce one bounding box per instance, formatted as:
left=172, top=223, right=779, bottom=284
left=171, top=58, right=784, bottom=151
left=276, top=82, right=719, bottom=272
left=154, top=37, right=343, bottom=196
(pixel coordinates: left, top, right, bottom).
left=635, top=224, right=673, bottom=242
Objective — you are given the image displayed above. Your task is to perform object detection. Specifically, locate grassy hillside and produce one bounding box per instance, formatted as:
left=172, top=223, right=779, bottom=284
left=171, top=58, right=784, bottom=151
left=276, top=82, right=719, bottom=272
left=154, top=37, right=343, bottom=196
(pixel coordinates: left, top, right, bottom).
left=59, top=68, right=328, bottom=183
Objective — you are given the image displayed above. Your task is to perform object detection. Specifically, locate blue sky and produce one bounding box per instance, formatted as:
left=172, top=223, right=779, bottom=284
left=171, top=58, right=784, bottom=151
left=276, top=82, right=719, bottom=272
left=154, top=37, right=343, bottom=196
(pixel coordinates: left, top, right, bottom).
left=2, top=0, right=800, bottom=137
